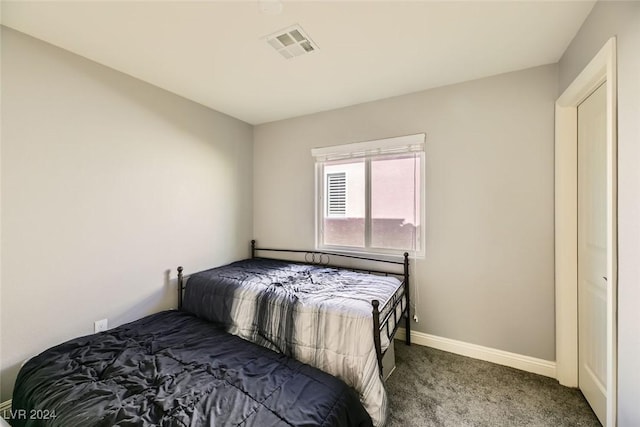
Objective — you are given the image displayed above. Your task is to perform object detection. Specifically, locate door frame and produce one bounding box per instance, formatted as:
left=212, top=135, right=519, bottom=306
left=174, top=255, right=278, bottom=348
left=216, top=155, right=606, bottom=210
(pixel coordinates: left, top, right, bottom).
left=555, top=37, right=617, bottom=426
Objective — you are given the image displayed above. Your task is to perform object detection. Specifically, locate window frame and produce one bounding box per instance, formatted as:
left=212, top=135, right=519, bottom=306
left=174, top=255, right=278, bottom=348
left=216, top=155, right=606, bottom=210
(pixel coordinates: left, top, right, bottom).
left=313, top=134, right=426, bottom=259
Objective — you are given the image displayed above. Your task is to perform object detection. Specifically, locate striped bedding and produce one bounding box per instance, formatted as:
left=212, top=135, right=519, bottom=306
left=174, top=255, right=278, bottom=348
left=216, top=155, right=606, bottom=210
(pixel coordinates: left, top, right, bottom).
left=182, top=258, right=404, bottom=427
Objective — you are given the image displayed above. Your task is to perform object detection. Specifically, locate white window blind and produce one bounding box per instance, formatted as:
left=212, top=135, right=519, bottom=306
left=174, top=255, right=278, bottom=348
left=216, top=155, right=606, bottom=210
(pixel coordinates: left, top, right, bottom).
left=311, top=133, right=425, bottom=162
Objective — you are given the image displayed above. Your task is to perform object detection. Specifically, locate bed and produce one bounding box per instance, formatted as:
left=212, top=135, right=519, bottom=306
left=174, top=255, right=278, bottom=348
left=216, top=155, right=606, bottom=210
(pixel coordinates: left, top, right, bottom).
left=10, top=310, right=372, bottom=427
left=178, top=240, right=411, bottom=427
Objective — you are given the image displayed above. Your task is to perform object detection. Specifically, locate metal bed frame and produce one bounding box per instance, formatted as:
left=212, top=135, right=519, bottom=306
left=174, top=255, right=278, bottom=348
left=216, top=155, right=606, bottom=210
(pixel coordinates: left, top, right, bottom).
left=177, top=239, right=411, bottom=375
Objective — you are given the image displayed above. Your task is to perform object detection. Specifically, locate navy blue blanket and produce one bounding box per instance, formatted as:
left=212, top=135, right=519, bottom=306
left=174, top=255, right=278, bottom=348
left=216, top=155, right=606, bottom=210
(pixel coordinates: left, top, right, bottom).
left=10, top=310, right=372, bottom=427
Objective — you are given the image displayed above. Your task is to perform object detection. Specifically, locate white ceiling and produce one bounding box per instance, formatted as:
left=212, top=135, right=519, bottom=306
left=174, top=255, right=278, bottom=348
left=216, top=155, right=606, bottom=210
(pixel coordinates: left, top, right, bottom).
left=1, top=1, right=595, bottom=125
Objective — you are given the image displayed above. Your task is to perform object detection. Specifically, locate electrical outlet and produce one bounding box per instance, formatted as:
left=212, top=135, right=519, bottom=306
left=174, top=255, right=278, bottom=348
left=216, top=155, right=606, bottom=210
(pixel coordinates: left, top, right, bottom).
left=94, top=318, right=108, bottom=333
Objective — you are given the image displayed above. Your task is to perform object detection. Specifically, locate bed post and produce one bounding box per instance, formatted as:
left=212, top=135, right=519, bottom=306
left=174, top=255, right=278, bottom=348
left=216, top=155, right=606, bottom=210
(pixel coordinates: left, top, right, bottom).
left=372, top=299, right=384, bottom=375
left=251, top=239, right=256, bottom=258
left=404, top=252, right=411, bottom=346
left=177, top=266, right=184, bottom=310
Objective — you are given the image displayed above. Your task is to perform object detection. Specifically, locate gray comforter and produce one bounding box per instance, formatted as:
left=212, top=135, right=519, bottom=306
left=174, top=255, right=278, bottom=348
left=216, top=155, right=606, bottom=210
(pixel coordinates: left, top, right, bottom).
left=183, top=258, right=403, bottom=427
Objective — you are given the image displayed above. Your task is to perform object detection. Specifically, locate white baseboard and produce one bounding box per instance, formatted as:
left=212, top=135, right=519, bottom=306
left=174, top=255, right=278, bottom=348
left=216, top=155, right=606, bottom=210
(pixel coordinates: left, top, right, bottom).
left=395, top=328, right=557, bottom=379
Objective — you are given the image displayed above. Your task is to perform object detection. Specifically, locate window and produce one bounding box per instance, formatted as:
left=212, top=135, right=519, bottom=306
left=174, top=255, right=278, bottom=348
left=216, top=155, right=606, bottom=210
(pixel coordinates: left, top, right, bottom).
left=312, top=134, right=425, bottom=257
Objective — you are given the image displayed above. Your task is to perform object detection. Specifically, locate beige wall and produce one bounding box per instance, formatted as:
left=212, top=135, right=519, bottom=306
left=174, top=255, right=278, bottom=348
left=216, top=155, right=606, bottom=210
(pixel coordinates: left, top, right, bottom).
left=254, top=64, right=558, bottom=361
left=0, top=27, right=253, bottom=400
left=558, top=2, right=640, bottom=425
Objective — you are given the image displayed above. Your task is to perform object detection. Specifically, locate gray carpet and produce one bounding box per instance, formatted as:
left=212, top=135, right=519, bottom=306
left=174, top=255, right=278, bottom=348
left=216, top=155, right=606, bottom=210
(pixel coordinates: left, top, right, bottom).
left=386, top=341, right=601, bottom=427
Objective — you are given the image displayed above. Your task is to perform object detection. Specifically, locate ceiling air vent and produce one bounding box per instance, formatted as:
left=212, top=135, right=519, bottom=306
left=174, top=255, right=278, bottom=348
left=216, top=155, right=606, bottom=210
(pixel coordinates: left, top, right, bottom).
left=264, top=25, right=318, bottom=59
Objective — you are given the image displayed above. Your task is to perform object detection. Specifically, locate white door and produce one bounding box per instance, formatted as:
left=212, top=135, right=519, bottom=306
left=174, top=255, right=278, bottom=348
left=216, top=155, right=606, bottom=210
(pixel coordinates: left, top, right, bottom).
left=577, top=82, right=607, bottom=426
